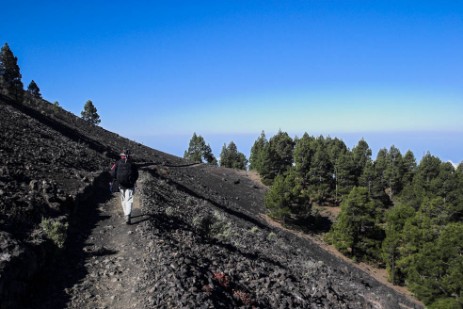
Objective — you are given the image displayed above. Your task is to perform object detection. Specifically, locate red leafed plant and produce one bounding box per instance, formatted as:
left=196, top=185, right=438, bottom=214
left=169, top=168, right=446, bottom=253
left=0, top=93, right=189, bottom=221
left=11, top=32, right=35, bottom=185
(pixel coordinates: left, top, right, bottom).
left=212, top=272, right=230, bottom=288
left=233, top=289, right=253, bottom=306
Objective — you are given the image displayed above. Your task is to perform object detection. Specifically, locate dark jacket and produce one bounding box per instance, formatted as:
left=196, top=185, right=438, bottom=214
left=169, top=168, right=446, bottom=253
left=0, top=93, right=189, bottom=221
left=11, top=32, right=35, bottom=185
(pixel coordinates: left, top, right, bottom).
left=110, top=158, right=139, bottom=189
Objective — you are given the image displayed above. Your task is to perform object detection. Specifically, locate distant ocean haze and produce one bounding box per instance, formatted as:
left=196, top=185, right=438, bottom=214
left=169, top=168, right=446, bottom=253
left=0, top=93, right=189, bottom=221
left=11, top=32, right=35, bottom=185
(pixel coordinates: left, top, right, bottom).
left=132, top=131, right=463, bottom=166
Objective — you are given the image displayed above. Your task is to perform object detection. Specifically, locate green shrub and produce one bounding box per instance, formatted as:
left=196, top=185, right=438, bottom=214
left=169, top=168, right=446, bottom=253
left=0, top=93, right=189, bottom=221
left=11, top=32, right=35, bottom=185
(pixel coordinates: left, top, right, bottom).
left=40, top=217, right=68, bottom=248
left=267, top=232, right=277, bottom=241
left=192, top=213, right=214, bottom=236
left=185, top=196, right=195, bottom=205
left=192, top=211, right=234, bottom=240
left=165, top=206, right=175, bottom=217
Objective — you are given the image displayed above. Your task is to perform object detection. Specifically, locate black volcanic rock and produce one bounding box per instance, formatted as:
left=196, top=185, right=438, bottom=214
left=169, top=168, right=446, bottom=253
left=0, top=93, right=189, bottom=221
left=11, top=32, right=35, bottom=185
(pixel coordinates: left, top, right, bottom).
left=128, top=167, right=421, bottom=308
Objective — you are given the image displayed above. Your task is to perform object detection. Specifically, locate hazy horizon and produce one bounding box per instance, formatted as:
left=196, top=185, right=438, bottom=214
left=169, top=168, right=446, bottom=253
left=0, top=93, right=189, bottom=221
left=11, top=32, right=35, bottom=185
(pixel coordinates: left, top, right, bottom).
left=133, top=130, right=462, bottom=166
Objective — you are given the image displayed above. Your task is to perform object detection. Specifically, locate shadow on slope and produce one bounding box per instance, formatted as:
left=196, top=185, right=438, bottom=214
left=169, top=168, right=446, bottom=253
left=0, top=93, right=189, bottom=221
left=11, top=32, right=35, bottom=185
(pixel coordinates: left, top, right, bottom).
left=283, top=215, right=332, bottom=234
left=23, top=173, right=114, bottom=309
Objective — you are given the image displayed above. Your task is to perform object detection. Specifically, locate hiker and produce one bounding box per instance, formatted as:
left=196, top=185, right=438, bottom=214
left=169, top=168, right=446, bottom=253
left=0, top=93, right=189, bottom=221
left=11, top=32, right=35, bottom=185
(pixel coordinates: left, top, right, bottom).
left=110, top=149, right=139, bottom=224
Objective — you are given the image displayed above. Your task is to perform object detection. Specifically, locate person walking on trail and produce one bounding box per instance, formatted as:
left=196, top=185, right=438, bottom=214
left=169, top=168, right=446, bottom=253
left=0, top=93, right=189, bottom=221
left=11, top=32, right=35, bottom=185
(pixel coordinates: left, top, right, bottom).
left=110, top=150, right=139, bottom=224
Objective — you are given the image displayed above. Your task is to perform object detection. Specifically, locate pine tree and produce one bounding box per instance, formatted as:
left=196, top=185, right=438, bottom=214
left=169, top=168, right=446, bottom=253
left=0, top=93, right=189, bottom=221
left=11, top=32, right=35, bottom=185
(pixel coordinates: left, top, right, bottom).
left=270, top=130, right=294, bottom=172
left=327, top=187, right=380, bottom=260
left=249, top=131, right=268, bottom=172
left=184, top=133, right=205, bottom=162
left=358, top=148, right=391, bottom=205
left=406, top=223, right=463, bottom=306
left=382, top=203, right=416, bottom=284
left=326, top=137, right=348, bottom=162
left=401, top=150, right=417, bottom=185
left=81, top=100, right=101, bottom=125
left=202, top=143, right=217, bottom=165
left=220, top=141, right=247, bottom=170
left=374, top=148, right=388, bottom=188
left=334, top=150, right=356, bottom=200
left=307, top=140, right=333, bottom=204
left=265, top=168, right=311, bottom=221
left=383, top=145, right=404, bottom=196
left=293, top=133, right=315, bottom=182
left=396, top=205, right=441, bottom=284
left=259, top=144, right=277, bottom=185
left=50, top=101, right=61, bottom=114
left=392, top=179, right=463, bottom=307
left=398, top=151, right=419, bottom=209
left=260, top=130, right=294, bottom=182
left=0, top=43, right=23, bottom=101
left=184, top=133, right=217, bottom=164
left=358, top=159, right=375, bottom=195
left=264, top=173, right=292, bottom=220
left=26, top=80, right=42, bottom=99
left=326, top=137, right=351, bottom=201
left=352, top=139, right=372, bottom=182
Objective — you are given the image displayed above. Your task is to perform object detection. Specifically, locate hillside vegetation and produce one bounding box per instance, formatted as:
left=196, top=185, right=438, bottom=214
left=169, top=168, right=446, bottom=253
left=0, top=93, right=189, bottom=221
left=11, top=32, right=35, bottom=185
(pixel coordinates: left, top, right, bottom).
left=252, top=131, right=463, bottom=308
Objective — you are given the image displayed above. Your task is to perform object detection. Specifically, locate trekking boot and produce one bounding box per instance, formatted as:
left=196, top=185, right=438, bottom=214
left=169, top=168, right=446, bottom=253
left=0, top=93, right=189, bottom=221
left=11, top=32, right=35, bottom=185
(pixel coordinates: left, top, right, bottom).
left=125, top=214, right=131, bottom=225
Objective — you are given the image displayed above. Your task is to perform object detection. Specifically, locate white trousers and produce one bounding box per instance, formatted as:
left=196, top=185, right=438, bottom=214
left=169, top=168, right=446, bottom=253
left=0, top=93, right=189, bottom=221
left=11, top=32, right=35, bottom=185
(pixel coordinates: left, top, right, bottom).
left=119, top=188, right=134, bottom=216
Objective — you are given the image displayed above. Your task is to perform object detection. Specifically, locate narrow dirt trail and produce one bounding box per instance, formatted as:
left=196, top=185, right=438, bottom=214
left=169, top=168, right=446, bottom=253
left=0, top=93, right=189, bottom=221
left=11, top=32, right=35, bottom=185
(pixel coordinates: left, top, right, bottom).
left=63, top=185, right=150, bottom=309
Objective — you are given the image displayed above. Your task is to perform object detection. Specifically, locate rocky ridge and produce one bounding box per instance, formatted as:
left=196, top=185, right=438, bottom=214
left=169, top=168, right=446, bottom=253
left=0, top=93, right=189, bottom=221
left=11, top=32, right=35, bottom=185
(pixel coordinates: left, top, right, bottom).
left=0, top=95, right=422, bottom=308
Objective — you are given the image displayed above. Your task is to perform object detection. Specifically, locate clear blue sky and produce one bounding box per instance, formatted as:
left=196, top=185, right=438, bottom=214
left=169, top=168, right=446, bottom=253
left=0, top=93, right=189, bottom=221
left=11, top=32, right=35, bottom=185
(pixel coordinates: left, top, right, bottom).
left=3, top=1, right=463, bottom=163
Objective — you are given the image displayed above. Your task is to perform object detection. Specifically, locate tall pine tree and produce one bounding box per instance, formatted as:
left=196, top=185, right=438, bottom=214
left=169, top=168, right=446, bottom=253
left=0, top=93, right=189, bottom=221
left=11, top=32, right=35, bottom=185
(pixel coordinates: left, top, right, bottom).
left=0, top=43, right=23, bottom=101
left=265, top=168, right=311, bottom=221
left=327, top=186, right=381, bottom=260
left=352, top=139, right=372, bottom=183
left=26, top=80, right=42, bottom=99
left=184, top=133, right=217, bottom=164
left=81, top=100, right=101, bottom=125
left=249, top=131, right=268, bottom=172
left=220, top=141, right=247, bottom=170
left=260, top=130, right=294, bottom=183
